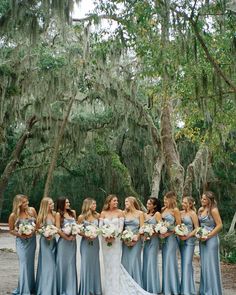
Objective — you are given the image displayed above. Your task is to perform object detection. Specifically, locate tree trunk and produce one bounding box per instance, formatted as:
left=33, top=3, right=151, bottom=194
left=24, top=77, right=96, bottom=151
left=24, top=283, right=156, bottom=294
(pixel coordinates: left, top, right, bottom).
left=150, top=155, right=164, bottom=198
left=0, top=116, right=38, bottom=218
left=43, top=97, right=74, bottom=197
left=183, top=145, right=209, bottom=196
left=228, top=211, right=236, bottom=235
left=160, top=101, right=185, bottom=198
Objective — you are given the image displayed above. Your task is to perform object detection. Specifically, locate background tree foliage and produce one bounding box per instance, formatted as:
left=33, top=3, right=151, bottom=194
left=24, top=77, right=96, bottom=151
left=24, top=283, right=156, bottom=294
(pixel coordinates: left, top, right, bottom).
left=0, top=0, right=236, bottom=260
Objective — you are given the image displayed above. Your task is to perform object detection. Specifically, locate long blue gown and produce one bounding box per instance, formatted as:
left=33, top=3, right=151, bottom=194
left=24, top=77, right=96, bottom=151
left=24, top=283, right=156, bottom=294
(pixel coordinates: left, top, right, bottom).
left=142, top=216, right=161, bottom=294
left=12, top=218, right=36, bottom=295
left=121, top=218, right=142, bottom=287
left=199, top=214, right=223, bottom=295
left=79, top=219, right=102, bottom=295
left=56, top=218, right=78, bottom=295
left=36, top=220, right=57, bottom=295
left=180, top=215, right=196, bottom=295
left=162, top=213, right=180, bottom=295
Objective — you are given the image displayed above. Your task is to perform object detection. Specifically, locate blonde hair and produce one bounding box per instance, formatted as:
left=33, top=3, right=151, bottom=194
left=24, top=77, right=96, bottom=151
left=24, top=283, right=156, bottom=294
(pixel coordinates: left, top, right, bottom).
left=125, top=196, right=140, bottom=212
left=37, top=197, right=53, bottom=226
left=183, top=196, right=196, bottom=212
left=12, top=194, right=28, bottom=222
left=81, top=198, right=99, bottom=220
left=164, top=191, right=177, bottom=209
left=103, top=194, right=118, bottom=211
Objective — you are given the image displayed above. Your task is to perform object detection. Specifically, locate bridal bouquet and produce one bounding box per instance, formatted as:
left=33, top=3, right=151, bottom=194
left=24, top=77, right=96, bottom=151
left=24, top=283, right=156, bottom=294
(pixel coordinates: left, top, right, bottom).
left=17, top=221, right=35, bottom=236
left=139, top=224, right=154, bottom=240
left=82, top=224, right=99, bottom=245
left=100, top=224, right=117, bottom=246
left=174, top=224, right=189, bottom=236
left=154, top=221, right=171, bottom=235
left=195, top=227, right=209, bottom=240
left=38, top=224, right=58, bottom=238
left=62, top=223, right=83, bottom=236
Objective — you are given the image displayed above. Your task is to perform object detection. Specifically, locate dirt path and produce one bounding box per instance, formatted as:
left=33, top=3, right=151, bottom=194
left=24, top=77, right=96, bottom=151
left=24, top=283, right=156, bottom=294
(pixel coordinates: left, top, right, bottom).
left=0, top=232, right=235, bottom=295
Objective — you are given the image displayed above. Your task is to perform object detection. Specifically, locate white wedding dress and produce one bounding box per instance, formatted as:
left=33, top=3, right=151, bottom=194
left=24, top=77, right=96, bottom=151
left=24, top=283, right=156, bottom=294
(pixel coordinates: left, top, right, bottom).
left=100, top=217, right=155, bottom=295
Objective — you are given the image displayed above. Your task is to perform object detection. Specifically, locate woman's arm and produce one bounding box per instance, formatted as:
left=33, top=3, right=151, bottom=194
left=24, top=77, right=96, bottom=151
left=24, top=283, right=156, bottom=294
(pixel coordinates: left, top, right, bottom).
left=139, top=211, right=144, bottom=227
left=173, top=207, right=181, bottom=225
left=207, top=208, right=223, bottom=238
left=55, top=212, right=74, bottom=241
left=77, top=215, right=84, bottom=224
left=155, top=212, right=162, bottom=223
left=8, top=213, right=21, bottom=237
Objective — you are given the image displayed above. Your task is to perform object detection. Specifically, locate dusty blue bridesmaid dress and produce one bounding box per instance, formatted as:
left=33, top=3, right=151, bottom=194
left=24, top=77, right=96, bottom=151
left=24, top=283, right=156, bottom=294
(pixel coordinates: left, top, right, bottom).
left=121, top=218, right=142, bottom=287
left=142, top=216, right=161, bottom=293
left=12, top=218, right=36, bottom=295
left=56, top=218, right=78, bottom=295
left=78, top=219, right=102, bottom=295
left=180, top=215, right=196, bottom=295
left=36, top=220, right=57, bottom=295
left=162, top=213, right=180, bottom=295
left=199, top=214, right=223, bottom=295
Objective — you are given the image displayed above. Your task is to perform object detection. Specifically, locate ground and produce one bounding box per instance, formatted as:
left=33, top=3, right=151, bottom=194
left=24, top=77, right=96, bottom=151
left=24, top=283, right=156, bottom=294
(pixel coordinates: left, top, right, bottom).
left=0, top=231, right=235, bottom=295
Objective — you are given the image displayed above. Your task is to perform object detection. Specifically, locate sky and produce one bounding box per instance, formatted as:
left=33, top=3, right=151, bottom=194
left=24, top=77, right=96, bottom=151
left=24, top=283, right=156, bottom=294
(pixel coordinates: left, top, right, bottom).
left=73, top=0, right=95, bottom=19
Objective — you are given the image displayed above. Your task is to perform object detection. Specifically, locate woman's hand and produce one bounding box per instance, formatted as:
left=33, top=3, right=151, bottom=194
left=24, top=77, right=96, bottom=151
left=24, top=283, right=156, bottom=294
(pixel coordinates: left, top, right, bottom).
left=159, top=231, right=172, bottom=239
left=105, top=237, right=115, bottom=243
left=65, top=235, right=76, bottom=241
left=178, top=235, right=189, bottom=241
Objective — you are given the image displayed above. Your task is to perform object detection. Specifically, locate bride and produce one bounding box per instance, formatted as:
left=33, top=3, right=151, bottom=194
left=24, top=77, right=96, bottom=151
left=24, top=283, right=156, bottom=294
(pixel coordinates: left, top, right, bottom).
left=100, top=194, right=155, bottom=295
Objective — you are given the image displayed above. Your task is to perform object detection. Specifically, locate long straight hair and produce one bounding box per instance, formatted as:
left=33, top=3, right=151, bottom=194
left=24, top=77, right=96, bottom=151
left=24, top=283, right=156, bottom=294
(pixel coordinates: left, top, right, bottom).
left=163, top=191, right=177, bottom=210
left=56, top=196, right=74, bottom=226
left=81, top=198, right=99, bottom=220
left=37, top=197, right=53, bottom=226
left=12, top=194, right=30, bottom=223
left=124, top=196, right=140, bottom=213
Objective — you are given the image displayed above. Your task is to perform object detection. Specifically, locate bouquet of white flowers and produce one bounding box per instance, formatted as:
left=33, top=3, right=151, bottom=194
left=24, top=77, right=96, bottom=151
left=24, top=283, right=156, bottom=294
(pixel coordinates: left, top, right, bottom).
left=38, top=224, right=58, bottom=238
left=100, top=224, right=117, bottom=246
left=174, top=224, right=189, bottom=236
left=82, top=224, right=99, bottom=245
left=195, top=227, right=209, bottom=240
left=139, top=224, right=154, bottom=240
left=154, top=221, right=171, bottom=235
left=62, top=223, right=83, bottom=236
left=17, top=221, right=35, bottom=236
left=121, top=229, right=136, bottom=245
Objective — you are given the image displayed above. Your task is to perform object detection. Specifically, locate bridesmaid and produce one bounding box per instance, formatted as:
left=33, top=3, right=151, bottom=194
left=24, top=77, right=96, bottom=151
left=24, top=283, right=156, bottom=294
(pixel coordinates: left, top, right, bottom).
left=142, top=197, right=162, bottom=294
left=8, top=194, right=37, bottom=295
left=121, top=196, right=144, bottom=287
left=161, top=191, right=181, bottom=295
left=36, top=197, right=57, bottom=295
left=78, top=198, right=102, bottom=295
left=179, top=196, right=199, bottom=295
left=55, top=197, right=78, bottom=295
left=198, top=191, right=223, bottom=295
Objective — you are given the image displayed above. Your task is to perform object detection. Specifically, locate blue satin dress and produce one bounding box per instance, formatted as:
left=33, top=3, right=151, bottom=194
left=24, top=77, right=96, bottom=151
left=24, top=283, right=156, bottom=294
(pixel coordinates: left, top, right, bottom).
left=56, top=218, right=78, bottom=295
left=121, top=218, right=142, bottom=287
left=12, top=218, right=36, bottom=295
left=162, top=213, right=180, bottom=295
left=142, top=216, right=161, bottom=293
left=180, top=215, right=196, bottom=295
left=36, top=220, right=57, bottom=295
left=199, top=214, right=223, bottom=295
left=79, top=219, right=102, bottom=295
